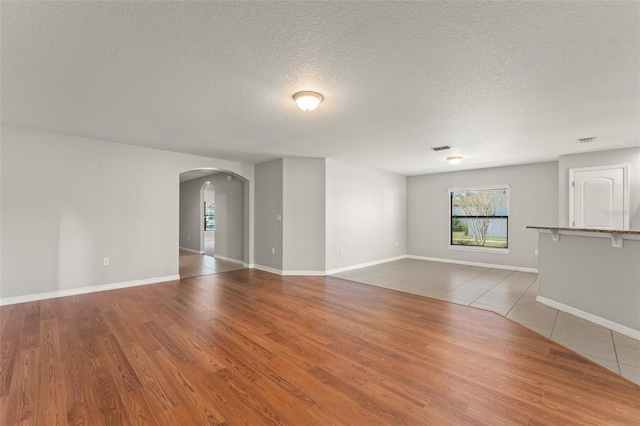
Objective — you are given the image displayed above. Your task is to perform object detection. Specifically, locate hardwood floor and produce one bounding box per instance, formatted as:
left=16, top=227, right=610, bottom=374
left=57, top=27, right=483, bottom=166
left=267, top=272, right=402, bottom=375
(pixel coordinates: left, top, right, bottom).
left=332, top=259, right=640, bottom=382
left=1, top=269, right=639, bottom=425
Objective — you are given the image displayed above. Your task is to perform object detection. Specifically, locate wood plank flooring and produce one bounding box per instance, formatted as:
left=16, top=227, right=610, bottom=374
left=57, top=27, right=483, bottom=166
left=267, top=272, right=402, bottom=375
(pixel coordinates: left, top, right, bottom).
left=1, top=269, right=639, bottom=425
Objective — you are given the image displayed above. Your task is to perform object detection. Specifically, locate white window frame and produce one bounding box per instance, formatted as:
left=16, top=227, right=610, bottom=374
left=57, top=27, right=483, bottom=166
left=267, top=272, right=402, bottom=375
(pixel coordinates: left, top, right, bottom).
left=448, top=184, right=511, bottom=254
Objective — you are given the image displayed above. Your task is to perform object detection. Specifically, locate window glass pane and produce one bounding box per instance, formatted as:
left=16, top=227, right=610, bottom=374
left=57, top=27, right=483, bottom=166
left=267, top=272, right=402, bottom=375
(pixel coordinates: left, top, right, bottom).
left=205, top=216, right=215, bottom=231
left=451, top=187, right=508, bottom=248
left=205, top=201, right=215, bottom=231
left=451, top=188, right=509, bottom=217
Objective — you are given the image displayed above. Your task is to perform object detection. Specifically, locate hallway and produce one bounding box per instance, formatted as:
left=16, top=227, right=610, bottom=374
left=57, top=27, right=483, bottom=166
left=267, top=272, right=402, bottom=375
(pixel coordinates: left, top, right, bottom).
left=179, top=249, right=244, bottom=278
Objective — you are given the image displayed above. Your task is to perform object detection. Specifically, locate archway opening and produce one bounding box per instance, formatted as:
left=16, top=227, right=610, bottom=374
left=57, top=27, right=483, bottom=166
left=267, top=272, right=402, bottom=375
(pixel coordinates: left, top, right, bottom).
left=178, top=169, right=248, bottom=278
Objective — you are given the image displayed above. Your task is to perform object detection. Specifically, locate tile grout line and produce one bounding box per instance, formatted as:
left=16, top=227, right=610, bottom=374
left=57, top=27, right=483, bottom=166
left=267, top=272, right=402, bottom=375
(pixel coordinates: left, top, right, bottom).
left=505, top=278, right=540, bottom=317
left=443, top=269, right=513, bottom=305
left=610, top=329, right=622, bottom=375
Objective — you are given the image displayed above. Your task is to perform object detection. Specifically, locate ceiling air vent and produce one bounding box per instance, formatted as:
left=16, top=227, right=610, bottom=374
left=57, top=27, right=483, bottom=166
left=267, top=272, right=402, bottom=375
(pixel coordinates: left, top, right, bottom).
left=577, top=137, right=596, bottom=144
left=431, top=145, right=451, bottom=151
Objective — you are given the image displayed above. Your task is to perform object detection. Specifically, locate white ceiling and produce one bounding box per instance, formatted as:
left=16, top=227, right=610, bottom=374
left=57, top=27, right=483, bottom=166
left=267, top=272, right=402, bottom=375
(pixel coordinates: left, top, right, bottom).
left=2, top=2, right=639, bottom=176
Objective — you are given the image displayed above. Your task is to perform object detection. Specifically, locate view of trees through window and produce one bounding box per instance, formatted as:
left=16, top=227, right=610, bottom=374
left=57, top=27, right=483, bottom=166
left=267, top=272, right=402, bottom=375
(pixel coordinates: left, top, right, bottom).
left=450, top=186, right=509, bottom=248
left=204, top=201, right=215, bottom=231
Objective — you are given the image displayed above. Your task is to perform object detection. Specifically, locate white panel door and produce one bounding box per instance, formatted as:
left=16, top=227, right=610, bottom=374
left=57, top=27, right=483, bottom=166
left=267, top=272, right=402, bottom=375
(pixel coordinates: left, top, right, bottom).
left=571, top=165, right=627, bottom=230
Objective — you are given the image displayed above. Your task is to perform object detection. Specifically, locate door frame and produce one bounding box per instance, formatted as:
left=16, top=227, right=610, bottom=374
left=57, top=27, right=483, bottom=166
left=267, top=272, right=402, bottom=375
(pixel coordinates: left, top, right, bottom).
left=202, top=186, right=215, bottom=256
left=569, top=164, right=630, bottom=230
left=200, top=182, right=215, bottom=254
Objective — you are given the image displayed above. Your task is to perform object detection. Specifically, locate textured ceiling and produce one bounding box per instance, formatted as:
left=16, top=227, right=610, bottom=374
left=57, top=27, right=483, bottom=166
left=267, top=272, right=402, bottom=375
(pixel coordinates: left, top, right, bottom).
left=1, top=2, right=639, bottom=175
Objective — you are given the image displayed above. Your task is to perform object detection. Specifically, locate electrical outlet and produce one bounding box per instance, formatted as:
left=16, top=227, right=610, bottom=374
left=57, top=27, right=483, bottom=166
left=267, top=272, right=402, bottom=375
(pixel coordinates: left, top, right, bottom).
left=187, top=235, right=190, bottom=240
left=271, top=248, right=275, bottom=254
left=340, top=248, right=344, bottom=254
left=396, top=241, right=399, bottom=246
left=276, top=214, right=282, bottom=222
left=534, top=249, right=539, bottom=256
left=103, top=257, right=110, bottom=266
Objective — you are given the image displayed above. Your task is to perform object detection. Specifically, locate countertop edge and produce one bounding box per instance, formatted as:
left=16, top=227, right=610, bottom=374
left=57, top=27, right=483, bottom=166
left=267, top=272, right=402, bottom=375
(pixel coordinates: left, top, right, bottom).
left=526, top=226, right=640, bottom=236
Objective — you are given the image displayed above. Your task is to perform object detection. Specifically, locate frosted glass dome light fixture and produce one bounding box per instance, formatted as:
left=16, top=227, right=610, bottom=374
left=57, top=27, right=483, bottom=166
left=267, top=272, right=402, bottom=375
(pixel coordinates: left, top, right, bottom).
left=293, top=91, right=323, bottom=111
left=447, top=156, right=463, bottom=165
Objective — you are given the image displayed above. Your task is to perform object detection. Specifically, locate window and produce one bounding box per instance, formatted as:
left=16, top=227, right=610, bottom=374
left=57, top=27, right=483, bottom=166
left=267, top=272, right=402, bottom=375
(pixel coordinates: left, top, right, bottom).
left=204, top=201, right=215, bottom=231
left=450, top=186, right=509, bottom=249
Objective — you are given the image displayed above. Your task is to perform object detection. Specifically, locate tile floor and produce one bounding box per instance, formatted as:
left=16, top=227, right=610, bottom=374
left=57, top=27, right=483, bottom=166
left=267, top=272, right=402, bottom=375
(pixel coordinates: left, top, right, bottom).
left=179, top=249, right=245, bottom=278
left=332, top=258, right=640, bottom=385
left=204, top=239, right=215, bottom=257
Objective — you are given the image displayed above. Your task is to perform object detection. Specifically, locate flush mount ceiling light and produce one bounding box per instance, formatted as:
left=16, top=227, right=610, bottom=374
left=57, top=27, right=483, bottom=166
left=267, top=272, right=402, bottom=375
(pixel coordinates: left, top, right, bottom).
left=447, top=156, right=463, bottom=165
left=293, top=91, right=323, bottom=111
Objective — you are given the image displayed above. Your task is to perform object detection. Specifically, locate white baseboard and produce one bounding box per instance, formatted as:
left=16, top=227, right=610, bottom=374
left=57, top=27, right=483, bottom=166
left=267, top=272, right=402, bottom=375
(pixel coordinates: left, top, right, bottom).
left=244, top=263, right=254, bottom=268
left=179, top=247, right=204, bottom=254
left=252, top=265, right=333, bottom=276
left=282, top=270, right=326, bottom=276
left=253, top=264, right=282, bottom=275
left=537, top=296, right=640, bottom=341
left=0, top=275, right=181, bottom=306
left=255, top=254, right=536, bottom=278
left=407, top=255, right=538, bottom=273
left=213, top=255, right=244, bottom=265
left=326, top=255, right=409, bottom=275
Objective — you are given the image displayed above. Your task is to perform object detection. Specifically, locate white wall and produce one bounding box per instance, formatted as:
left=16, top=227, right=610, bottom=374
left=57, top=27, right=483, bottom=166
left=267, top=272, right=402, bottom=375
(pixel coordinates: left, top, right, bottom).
left=558, top=147, right=640, bottom=229
left=0, top=125, right=254, bottom=301
left=256, top=157, right=404, bottom=274
left=179, top=177, right=211, bottom=252
left=209, top=175, right=244, bottom=262
left=254, top=158, right=283, bottom=271
left=10, top=126, right=632, bottom=303
left=537, top=233, right=640, bottom=336
left=179, top=173, right=245, bottom=262
left=0, top=127, right=2, bottom=299
left=283, top=157, right=326, bottom=273
left=407, top=162, right=558, bottom=270
left=326, top=159, right=407, bottom=272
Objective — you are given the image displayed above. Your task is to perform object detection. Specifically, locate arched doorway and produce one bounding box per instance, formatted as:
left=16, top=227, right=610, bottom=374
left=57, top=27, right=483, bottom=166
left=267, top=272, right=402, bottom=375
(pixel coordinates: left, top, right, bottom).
left=178, top=169, right=247, bottom=278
